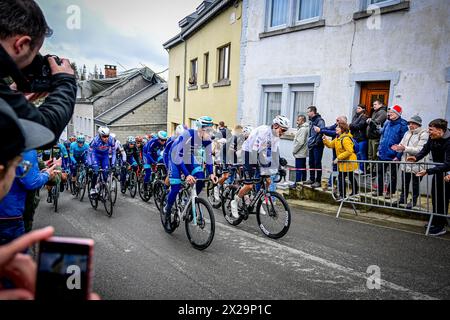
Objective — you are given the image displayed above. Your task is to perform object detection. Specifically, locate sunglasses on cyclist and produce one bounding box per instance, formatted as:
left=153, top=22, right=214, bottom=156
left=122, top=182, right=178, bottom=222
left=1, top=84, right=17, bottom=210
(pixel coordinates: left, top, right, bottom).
left=101, top=135, right=110, bottom=139
left=16, top=160, right=32, bottom=179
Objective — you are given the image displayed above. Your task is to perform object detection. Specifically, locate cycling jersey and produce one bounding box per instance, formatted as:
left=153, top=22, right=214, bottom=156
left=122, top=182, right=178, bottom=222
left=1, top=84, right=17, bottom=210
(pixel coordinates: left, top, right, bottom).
left=242, top=125, right=280, bottom=154
left=143, top=138, right=165, bottom=166
left=163, top=136, right=176, bottom=168
left=123, top=143, right=141, bottom=166
left=70, top=142, right=89, bottom=164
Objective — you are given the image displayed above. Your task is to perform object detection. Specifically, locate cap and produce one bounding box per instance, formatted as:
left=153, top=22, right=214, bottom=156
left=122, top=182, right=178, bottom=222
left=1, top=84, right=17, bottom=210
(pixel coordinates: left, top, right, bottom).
left=390, top=105, right=403, bottom=117
left=0, top=98, right=55, bottom=164
left=408, top=115, right=422, bottom=126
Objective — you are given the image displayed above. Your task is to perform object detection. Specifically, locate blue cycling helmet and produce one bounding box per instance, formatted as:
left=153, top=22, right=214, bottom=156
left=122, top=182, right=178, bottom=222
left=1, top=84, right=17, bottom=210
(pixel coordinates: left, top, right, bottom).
left=76, top=135, right=85, bottom=144
left=196, top=116, right=214, bottom=129
left=127, top=136, right=136, bottom=144
left=157, top=131, right=168, bottom=140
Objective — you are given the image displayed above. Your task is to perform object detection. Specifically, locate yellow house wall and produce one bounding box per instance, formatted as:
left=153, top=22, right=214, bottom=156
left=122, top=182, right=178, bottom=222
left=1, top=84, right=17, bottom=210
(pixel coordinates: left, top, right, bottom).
left=167, top=2, right=242, bottom=133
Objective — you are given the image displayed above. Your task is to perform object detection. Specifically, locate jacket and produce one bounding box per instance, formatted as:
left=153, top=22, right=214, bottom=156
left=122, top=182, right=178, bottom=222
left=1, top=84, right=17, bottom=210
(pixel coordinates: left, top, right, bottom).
left=378, top=117, right=409, bottom=161
left=323, top=133, right=358, bottom=172
left=0, top=150, right=49, bottom=219
left=367, top=106, right=388, bottom=139
left=350, top=112, right=368, bottom=142
left=415, top=129, right=450, bottom=176
left=293, top=122, right=309, bottom=158
left=399, top=127, right=429, bottom=173
left=0, top=44, right=77, bottom=150
left=321, top=123, right=338, bottom=138
left=308, top=114, right=326, bottom=149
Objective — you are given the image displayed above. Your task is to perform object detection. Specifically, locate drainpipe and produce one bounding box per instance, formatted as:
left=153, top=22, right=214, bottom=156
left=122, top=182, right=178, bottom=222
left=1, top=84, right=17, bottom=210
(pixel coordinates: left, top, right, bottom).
left=181, top=35, right=187, bottom=125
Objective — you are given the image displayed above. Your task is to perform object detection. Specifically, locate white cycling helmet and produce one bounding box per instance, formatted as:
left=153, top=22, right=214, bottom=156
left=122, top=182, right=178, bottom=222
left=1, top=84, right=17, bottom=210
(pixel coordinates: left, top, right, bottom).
left=273, top=115, right=290, bottom=129
left=98, top=126, right=110, bottom=136
left=176, top=124, right=188, bottom=137
left=242, top=126, right=253, bottom=137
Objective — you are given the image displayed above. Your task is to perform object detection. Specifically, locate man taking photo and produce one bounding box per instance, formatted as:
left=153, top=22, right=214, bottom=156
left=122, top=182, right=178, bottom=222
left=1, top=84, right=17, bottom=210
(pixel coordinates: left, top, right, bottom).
left=0, top=0, right=76, bottom=148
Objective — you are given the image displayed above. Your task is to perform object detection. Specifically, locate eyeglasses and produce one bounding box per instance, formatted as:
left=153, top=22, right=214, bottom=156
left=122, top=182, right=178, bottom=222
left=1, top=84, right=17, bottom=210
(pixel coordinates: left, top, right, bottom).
left=101, top=135, right=110, bottom=139
left=280, top=128, right=288, bottom=133
left=16, top=160, right=32, bottom=179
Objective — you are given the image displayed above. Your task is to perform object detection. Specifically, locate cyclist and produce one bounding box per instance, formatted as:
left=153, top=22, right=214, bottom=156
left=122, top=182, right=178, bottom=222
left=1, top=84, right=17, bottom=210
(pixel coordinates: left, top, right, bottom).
left=230, top=116, right=290, bottom=219
left=121, top=136, right=141, bottom=193
left=69, top=135, right=89, bottom=186
left=135, top=135, right=144, bottom=162
left=164, top=116, right=219, bottom=224
left=110, top=133, right=126, bottom=169
left=142, top=131, right=169, bottom=194
left=89, top=127, right=116, bottom=196
left=224, top=125, right=249, bottom=185
left=162, top=125, right=188, bottom=186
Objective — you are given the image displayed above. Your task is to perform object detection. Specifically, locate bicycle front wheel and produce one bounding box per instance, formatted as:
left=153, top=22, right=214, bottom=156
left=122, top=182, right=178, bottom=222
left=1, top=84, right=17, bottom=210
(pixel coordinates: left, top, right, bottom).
left=256, top=192, right=291, bottom=239
left=129, top=171, right=137, bottom=198
left=206, top=182, right=222, bottom=209
left=110, top=176, right=118, bottom=206
left=102, top=185, right=113, bottom=217
left=185, top=197, right=215, bottom=250
left=153, top=180, right=165, bottom=211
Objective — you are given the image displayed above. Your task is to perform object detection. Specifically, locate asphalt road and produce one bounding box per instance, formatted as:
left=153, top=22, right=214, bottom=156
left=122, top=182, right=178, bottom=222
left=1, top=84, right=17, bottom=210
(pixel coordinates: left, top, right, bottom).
left=34, top=189, right=450, bottom=300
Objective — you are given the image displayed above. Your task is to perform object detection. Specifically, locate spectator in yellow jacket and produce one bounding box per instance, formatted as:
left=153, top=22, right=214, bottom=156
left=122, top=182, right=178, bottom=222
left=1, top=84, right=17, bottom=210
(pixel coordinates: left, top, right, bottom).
left=323, top=123, right=358, bottom=200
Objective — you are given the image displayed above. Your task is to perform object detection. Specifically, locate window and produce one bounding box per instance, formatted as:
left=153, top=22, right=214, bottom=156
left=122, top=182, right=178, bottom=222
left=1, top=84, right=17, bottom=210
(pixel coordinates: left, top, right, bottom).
left=364, top=0, right=400, bottom=9
left=263, top=86, right=283, bottom=125
left=218, top=45, right=230, bottom=82
left=291, top=85, right=314, bottom=127
left=203, top=53, right=209, bottom=85
left=189, top=59, right=198, bottom=86
left=175, top=75, right=180, bottom=100
left=297, top=0, right=321, bottom=22
left=269, top=0, right=288, bottom=28
left=266, top=0, right=323, bottom=30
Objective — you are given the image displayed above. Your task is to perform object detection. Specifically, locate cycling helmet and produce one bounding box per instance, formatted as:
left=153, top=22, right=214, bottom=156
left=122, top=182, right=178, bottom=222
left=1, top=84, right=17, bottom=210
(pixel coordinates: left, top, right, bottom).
left=76, top=135, right=85, bottom=144
left=69, top=136, right=77, bottom=143
left=175, top=124, right=188, bottom=137
left=98, top=126, right=110, bottom=136
left=196, top=116, right=214, bottom=129
left=127, top=136, right=136, bottom=144
left=157, top=131, right=168, bottom=140
left=273, top=115, right=290, bottom=129
left=242, top=126, right=253, bottom=137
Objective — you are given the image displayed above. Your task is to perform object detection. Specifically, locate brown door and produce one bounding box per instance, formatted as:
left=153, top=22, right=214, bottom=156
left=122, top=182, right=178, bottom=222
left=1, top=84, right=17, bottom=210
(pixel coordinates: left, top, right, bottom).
left=360, top=82, right=390, bottom=116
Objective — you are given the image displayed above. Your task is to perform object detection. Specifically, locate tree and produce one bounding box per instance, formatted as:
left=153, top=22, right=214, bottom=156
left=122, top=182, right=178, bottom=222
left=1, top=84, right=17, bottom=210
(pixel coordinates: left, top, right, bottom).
left=81, top=64, right=87, bottom=81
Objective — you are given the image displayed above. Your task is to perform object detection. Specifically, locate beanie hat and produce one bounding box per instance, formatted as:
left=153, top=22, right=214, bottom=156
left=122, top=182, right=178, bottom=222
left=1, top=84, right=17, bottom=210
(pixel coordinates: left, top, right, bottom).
left=391, top=105, right=402, bottom=117
left=408, top=115, right=422, bottom=126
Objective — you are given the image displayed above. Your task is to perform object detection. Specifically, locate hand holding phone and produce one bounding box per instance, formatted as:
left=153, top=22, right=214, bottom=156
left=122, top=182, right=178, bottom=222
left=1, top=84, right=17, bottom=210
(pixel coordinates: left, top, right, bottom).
left=35, top=237, right=94, bottom=301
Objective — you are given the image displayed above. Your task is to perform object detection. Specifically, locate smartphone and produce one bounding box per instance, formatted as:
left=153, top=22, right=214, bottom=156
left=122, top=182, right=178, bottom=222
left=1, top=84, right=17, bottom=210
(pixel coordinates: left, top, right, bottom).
left=35, top=237, right=94, bottom=301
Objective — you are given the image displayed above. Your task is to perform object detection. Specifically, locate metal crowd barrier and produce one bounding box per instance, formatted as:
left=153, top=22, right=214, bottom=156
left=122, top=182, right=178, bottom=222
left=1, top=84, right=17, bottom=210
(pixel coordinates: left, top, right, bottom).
left=335, top=160, right=449, bottom=236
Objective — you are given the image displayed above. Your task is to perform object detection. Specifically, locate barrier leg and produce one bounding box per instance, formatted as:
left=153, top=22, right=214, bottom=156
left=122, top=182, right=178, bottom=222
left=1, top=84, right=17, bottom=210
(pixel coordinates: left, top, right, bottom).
left=425, top=213, right=434, bottom=236
left=351, top=203, right=358, bottom=216
left=336, top=199, right=344, bottom=219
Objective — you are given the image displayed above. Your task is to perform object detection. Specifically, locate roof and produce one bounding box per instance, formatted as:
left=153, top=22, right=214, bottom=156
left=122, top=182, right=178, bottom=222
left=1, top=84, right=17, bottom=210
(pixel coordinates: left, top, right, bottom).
left=77, top=67, right=165, bottom=102
left=163, top=0, right=234, bottom=49
left=95, top=83, right=168, bottom=125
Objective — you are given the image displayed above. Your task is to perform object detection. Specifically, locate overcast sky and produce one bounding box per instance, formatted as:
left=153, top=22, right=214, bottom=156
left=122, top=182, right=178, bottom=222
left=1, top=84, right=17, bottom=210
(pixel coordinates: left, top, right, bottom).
left=36, top=0, right=200, bottom=79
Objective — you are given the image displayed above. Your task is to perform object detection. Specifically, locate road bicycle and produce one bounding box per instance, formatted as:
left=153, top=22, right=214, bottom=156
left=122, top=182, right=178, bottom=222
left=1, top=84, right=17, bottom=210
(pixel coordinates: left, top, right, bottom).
left=222, top=174, right=291, bottom=239
left=159, top=178, right=215, bottom=250
left=88, top=169, right=114, bottom=217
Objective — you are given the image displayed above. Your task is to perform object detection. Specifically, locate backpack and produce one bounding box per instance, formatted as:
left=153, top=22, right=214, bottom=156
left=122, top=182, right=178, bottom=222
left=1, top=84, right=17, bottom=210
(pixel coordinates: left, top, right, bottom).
left=339, top=136, right=359, bottom=154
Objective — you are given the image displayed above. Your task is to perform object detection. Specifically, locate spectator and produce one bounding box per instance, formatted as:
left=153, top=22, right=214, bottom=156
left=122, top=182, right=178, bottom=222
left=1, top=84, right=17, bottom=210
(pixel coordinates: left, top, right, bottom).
left=291, top=115, right=309, bottom=188
left=374, top=105, right=408, bottom=199
left=413, top=119, right=450, bottom=236
left=0, top=0, right=76, bottom=149
left=305, top=106, right=326, bottom=189
left=323, top=123, right=358, bottom=201
left=350, top=104, right=368, bottom=173
left=391, top=115, right=428, bottom=209
left=0, top=100, right=54, bottom=202
left=366, top=100, right=388, bottom=175
left=314, top=115, right=347, bottom=188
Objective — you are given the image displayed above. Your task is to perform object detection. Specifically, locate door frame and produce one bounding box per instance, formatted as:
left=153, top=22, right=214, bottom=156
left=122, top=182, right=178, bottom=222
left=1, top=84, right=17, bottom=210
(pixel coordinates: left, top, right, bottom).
left=349, top=71, right=400, bottom=119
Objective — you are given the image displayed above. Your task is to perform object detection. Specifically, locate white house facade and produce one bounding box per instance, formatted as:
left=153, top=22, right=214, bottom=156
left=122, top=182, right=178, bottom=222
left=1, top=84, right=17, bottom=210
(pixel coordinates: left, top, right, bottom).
left=238, top=0, right=450, bottom=178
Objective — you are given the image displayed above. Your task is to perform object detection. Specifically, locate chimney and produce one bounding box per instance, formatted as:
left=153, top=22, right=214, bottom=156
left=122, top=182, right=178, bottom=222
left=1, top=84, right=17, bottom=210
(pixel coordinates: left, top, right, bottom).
left=104, top=65, right=117, bottom=78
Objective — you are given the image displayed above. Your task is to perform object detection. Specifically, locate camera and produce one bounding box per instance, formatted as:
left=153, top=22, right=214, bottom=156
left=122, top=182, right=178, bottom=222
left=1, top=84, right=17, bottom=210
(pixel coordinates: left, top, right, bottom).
left=18, top=54, right=62, bottom=93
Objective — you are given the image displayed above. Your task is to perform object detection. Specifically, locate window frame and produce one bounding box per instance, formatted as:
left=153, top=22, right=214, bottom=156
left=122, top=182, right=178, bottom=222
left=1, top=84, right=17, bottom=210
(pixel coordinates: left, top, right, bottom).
left=189, top=58, right=198, bottom=87
left=290, top=84, right=314, bottom=128
left=363, top=0, right=401, bottom=10
left=263, top=85, right=283, bottom=126
left=294, top=0, right=323, bottom=26
left=175, top=75, right=180, bottom=100
left=266, top=0, right=289, bottom=31
left=218, top=44, right=231, bottom=82
left=203, top=52, right=209, bottom=85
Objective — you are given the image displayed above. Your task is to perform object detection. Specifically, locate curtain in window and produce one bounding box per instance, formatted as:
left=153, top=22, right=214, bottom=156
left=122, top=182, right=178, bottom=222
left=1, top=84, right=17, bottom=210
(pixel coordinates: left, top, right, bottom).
left=298, top=0, right=320, bottom=21
left=266, top=92, right=282, bottom=125
left=270, top=0, right=288, bottom=27
left=293, top=91, right=314, bottom=120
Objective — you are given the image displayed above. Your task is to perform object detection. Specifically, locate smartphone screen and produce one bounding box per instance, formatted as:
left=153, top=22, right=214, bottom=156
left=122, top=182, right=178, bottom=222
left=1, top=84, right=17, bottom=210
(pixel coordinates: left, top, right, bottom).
left=35, top=237, right=94, bottom=301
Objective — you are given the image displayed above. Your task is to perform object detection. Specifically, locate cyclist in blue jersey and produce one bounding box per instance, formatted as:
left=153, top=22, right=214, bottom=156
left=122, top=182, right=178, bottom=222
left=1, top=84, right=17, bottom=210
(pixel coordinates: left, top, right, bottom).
left=70, top=135, right=89, bottom=185
left=143, top=131, right=168, bottom=194
left=89, top=127, right=116, bottom=196
left=121, top=136, right=141, bottom=193
left=164, top=116, right=219, bottom=225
